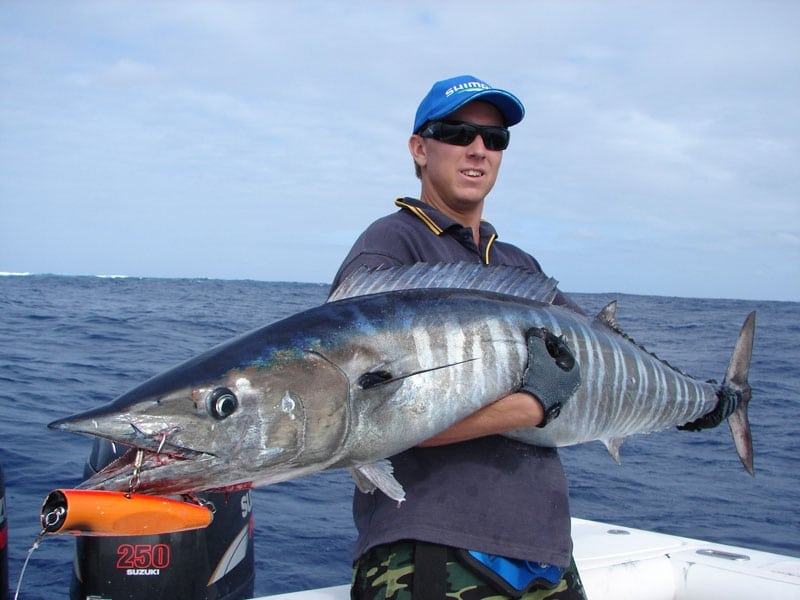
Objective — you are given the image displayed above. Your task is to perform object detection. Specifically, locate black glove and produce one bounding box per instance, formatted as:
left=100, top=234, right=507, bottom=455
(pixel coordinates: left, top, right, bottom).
left=519, top=327, right=581, bottom=427
left=678, top=385, right=740, bottom=431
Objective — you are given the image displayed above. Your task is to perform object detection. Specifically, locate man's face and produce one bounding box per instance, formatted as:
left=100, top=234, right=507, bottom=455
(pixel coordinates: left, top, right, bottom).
left=412, top=100, right=505, bottom=214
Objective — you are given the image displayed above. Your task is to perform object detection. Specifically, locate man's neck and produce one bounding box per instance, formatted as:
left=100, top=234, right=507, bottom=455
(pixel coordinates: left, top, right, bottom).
left=420, top=194, right=484, bottom=245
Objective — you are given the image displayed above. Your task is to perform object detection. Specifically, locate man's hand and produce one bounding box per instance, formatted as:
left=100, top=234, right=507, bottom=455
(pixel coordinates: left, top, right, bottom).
left=519, top=327, right=581, bottom=427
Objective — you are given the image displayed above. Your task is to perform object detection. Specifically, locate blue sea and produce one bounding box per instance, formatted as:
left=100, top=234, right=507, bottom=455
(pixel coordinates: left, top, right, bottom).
left=1, top=274, right=798, bottom=598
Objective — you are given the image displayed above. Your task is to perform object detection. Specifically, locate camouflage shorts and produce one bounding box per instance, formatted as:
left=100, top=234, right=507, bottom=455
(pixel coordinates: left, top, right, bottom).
left=351, top=541, right=587, bottom=600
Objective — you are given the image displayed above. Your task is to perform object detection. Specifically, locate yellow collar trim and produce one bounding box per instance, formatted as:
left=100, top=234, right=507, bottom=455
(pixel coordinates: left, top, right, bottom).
left=394, top=199, right=443, bottom=235
left=483, top=233, right=497, bottom=264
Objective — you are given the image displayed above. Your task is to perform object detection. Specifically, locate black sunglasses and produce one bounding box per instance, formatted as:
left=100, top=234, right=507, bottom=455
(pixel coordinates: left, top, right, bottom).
left=419, top=120, right=510, bottom=151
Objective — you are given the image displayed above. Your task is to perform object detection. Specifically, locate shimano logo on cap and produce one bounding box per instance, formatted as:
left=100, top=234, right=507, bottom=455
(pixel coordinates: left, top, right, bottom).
left=445, top=81, right=491, bottom=97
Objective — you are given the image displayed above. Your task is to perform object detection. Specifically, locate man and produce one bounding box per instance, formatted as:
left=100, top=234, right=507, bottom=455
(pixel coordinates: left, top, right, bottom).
left=332, top=75, right=735, bottom=599
left=331, top=74, right=586, bottom=600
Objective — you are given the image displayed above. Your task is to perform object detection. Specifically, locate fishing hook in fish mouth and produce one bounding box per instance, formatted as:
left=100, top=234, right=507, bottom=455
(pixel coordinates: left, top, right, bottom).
left=156, top=432, right=168, bottom=454
left=125, top=423, right=207, bottom=458
left=126, top=448, right=145, bottom=496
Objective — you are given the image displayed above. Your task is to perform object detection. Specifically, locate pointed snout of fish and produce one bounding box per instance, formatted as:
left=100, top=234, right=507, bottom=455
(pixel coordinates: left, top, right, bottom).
left=48, top=404, right=130, bottom=434
left=47, top=412, right=133, bottom=438
left=48, top=415, right=98, bottom=433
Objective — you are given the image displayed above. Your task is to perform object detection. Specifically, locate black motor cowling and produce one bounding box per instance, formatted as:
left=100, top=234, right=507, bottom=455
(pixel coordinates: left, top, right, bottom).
left=70, top=440, right=254, bottom=600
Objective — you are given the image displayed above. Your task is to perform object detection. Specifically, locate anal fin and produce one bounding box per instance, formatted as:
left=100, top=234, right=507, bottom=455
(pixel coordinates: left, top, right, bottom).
left=603, top=438, right=624, bottom=464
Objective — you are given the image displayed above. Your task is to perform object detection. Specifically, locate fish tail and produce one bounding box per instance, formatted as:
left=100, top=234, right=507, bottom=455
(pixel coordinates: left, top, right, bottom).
left=723, top=311, right=756, bottom=475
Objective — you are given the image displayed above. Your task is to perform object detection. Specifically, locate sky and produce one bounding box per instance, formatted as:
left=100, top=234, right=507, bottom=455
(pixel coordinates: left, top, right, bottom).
left=1, top=1, right=798, bottom=301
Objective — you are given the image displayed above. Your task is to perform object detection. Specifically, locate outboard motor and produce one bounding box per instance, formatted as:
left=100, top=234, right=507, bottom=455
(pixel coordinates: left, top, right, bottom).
left=1, top=462, right=8, bottom=600
left=70, top=440, right=254, bottom=600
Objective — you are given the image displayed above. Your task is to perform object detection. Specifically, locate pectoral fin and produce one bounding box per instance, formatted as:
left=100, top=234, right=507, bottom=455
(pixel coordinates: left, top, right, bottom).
left=349, top=460, right=406, bottom=504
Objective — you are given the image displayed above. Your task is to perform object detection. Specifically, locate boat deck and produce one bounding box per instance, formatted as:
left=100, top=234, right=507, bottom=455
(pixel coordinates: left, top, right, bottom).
left=253, top=518, right=800, bottom=600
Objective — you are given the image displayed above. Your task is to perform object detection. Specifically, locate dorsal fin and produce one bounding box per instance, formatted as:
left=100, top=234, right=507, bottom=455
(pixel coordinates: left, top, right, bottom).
left=328, top=262, right=559, bottom=304
left=596, top=299, right=696, bottom=381
left=595, top=301, right=620, bottom=330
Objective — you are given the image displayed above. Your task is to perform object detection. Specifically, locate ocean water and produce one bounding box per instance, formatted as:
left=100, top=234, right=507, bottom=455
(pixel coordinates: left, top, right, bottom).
left=1, top=274, right=798, bottom=598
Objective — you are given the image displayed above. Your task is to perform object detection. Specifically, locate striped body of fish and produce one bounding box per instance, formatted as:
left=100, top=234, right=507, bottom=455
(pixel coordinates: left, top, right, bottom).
left=49, top=264, right=754, bottom=501
left=503, top=301, right=751, bottom=464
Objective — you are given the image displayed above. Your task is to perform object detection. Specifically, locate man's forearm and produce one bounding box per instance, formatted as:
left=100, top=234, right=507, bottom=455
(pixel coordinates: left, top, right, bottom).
left=418, top=392, right=544, bottom=447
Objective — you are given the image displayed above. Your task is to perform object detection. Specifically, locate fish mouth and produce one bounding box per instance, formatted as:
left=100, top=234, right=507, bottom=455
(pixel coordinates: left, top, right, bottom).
left=49, top=413, right=248, bottom=495
left=52, top=420, right=222, bottom=493
left=87, top=446, right=189, bottom=485
left=78, top=445, right=234, bottom=494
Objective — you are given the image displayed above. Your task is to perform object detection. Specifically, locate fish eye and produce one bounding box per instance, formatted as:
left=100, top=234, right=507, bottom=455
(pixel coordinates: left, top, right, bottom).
left=206, top=387, right=238, bottom=420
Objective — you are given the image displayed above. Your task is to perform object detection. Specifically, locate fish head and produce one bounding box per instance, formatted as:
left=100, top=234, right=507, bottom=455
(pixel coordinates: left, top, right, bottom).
left=48, top=332, right=352, bottom=495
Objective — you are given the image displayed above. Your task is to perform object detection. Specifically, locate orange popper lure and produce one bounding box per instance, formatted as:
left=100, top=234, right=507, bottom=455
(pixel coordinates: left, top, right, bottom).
left=40, top=489, right=213, bottom=537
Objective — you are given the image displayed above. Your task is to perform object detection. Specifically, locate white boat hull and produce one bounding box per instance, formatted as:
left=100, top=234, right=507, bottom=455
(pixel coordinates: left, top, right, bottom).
left=253, top=518, right=800, bottom=600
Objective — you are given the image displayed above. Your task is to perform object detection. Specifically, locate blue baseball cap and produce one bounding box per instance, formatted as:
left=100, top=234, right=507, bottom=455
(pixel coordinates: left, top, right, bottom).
left=413, top=75, right=525, bottom=133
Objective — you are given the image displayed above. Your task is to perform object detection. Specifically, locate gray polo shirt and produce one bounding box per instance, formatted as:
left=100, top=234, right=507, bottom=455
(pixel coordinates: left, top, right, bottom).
left=332, top=197, right=577, bottom=567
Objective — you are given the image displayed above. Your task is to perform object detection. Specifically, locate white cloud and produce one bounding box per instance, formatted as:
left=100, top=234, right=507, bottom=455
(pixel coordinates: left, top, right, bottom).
left=1, top=0, right=798, bottom=300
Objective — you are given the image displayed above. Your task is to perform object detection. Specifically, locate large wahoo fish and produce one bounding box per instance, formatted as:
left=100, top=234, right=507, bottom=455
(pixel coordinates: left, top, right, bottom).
left=49, top=263, right=755, bottom=502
